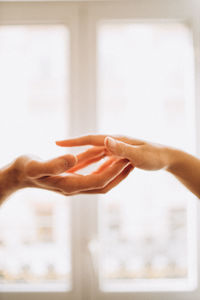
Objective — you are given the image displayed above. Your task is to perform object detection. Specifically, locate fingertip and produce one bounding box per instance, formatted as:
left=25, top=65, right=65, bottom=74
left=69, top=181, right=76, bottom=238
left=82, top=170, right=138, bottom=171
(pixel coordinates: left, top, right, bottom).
left=104, top=136, right=109, bottom=147
left=104, top=136, right=117, bottom=152
left=127, top=163, right=135, bottom=172
left=105, top=136, right=118, bottom=154
left=104, top=136, right=110, bottom=146
left=55, top=140, right=66, bottom=146
left=71, top=154, right=78, bottom=166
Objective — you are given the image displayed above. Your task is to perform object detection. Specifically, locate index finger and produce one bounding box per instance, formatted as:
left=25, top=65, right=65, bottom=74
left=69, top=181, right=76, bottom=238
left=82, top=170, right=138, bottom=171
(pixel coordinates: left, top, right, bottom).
left=26, top=154, right=77, bottom=178
left=56, top=135, right=145, bottom=147
left=56, top=135, right=107, bottom=147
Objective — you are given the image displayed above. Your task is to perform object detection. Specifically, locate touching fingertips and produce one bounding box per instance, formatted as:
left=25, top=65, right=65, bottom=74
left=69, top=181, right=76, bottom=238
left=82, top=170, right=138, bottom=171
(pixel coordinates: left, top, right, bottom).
left=105, top=137, right=117, bottom=151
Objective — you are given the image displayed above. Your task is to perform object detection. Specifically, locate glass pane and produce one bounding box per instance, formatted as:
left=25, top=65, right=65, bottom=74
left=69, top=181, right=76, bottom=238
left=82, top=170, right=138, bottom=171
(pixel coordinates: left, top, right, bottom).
left=0, top=26, right=71, bottom=291
left=97, top=22, right=197, bottom=291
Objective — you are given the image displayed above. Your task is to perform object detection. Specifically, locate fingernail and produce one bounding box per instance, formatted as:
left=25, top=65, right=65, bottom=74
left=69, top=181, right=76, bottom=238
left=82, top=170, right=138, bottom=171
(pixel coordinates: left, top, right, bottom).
left=106, top=137, right=117, bottom=151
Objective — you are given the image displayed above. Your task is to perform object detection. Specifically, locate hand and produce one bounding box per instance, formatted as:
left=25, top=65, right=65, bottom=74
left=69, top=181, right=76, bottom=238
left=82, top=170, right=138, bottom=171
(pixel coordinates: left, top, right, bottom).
left=56, top=134, right=170, bottom=171
left=56, top=134, right=200, bottom=198
left=0, top=153, right=132, bottom=204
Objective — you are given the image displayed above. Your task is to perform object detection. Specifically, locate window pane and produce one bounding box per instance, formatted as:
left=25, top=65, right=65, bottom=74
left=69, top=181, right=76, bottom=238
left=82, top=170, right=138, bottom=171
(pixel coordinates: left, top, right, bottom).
left=0, top=26, right=71, bottom=291
left=97, top=22, right=196, bottom=291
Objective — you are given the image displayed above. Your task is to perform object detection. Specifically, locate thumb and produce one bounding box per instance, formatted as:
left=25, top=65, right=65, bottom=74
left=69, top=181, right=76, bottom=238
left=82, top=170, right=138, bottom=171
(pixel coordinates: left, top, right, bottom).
left=105, top=137, right=139, bottom=164
left=26, top=154, right=77, bottom=178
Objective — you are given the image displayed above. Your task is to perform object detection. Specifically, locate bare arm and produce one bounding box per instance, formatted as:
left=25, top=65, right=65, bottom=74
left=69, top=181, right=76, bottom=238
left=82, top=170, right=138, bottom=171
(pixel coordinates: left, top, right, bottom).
left=165, top=147, right=200, bottom=198
left=0, top=162, right=22, bottom=204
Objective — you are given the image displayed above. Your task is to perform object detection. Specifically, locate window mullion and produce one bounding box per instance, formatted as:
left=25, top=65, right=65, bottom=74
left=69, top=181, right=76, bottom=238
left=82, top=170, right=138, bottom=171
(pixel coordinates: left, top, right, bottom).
left=88, top=1, right=200, bottom=300
left=70, top=3, right=99, bottom=300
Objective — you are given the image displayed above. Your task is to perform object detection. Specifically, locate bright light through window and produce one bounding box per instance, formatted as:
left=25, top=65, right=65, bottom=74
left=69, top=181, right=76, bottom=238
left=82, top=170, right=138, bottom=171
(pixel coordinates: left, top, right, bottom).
left=0, top=26, right=71, bottom=291
left=97, top=22, right=197, bottom=291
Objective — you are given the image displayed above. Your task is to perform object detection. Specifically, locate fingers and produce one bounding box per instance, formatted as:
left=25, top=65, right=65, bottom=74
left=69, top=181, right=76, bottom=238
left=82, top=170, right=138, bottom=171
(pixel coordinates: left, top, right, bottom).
left=67, top=146, right=106, bottom=173
left=39, top=158, right=130, bottom=194
left=56, top=134, right=145, bottom=147
left=77, top=147, right=105, bottom=162
left=67, top=155, right=105, bottom=173
left=92, top=157, right=117, bottom=174
left=105, top=137, right=141, bottom=165
left=71, top=158, right=130, bottom=192
left=83, top=163, right=134, bottom=194
left=26, top=154, right=77, bottom=178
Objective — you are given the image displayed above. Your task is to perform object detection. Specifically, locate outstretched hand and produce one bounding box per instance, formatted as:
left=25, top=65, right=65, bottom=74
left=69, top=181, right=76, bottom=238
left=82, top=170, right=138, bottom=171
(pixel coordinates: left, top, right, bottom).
left=56, top=134, right=200, bottom=198
left=0, top=142, right=134, bottom=204
left=56, top=134, right=169, bottom=172
left=12, top=153, right=132, bottom=196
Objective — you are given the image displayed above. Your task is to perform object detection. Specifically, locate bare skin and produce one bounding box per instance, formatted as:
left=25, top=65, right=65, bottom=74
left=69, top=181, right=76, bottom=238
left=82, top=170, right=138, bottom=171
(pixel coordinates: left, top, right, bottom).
left=0, top=153, right=133, bottom=205
left=56, top=134, right=200, bottom=198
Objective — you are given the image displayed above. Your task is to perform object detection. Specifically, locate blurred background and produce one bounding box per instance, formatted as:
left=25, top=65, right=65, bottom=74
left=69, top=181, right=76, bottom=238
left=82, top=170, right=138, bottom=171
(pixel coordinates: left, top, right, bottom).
left=0, top=1, right=199, bottom=299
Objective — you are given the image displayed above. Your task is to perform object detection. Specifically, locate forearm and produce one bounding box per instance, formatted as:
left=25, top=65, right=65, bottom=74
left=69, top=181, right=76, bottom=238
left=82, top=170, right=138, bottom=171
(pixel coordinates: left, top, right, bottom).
left=0, top=161, right=24, bottom=205
left=165, top=148, right=200, bottom=198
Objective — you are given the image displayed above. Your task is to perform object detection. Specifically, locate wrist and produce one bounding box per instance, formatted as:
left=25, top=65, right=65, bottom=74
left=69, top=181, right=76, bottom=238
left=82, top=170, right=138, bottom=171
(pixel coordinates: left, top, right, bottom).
left=163, top=147, right=180, bottom=172
left=0, top=158, right=28, bottom=204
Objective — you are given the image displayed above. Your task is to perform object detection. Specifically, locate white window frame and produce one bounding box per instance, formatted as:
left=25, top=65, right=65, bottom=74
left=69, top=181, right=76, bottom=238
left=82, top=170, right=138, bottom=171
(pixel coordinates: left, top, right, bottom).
left=0, top=1, right=200, bottom=300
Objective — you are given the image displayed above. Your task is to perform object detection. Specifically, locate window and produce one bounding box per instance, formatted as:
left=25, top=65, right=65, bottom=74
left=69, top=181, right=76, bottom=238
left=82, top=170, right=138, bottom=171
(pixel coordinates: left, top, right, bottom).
left=0, top=25, right=71, bottom=292
left=0, top=1, right=199, bottom=300
left=97, top=21, right=196, bottom=292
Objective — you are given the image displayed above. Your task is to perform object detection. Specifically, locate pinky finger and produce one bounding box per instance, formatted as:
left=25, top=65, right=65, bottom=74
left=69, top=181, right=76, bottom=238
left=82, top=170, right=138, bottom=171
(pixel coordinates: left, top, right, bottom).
left=92, top=157, right=117, bottom=174
left=67, top=153, right=106, bottom=173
